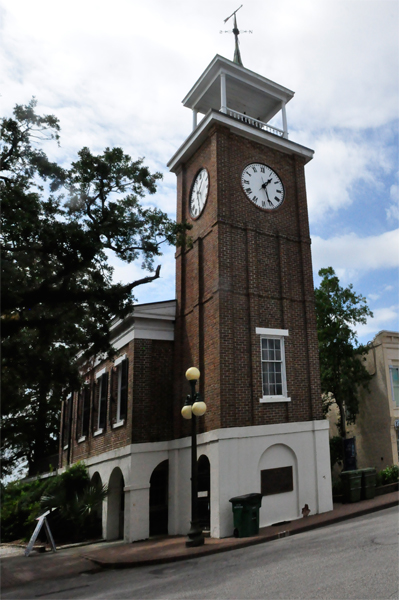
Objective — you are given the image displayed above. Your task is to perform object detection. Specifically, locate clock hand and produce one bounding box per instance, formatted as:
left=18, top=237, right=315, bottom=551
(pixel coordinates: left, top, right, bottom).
left=260, top=177, right=274, bottom=206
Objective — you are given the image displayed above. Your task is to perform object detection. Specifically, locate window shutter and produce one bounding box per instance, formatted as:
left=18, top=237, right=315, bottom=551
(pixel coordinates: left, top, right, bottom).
left=92, top=380, right=99, bottom=433
left=76, top=391, right=82, bottom=440
left=62, top=400, right=68, bottom=447
left=120, top=359, right=128, bottom=420
left=82, top=386, right=90, bottom=436
left=99, top=373, right=108, bottom=429
left=109, top=368, right=114, bottom=425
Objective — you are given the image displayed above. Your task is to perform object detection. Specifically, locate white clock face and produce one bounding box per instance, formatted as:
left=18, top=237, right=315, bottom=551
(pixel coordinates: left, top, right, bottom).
left=241, top=163, right=285, bottom=210
left=190, top=168, right=209, bottom=219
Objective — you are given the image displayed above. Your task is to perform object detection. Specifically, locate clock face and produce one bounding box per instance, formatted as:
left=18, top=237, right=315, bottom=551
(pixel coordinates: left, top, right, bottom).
left=241, top=163, right=285, bottom=210
left=190, top=168, right=209, bottom=219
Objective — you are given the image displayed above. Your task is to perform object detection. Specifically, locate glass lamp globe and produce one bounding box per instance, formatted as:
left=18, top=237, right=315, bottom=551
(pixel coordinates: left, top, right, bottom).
left=192, top=401, right=207, bottom=417
left=181, top=404, right=193, bottom=419
left=186, top=367, right=200, bottom=381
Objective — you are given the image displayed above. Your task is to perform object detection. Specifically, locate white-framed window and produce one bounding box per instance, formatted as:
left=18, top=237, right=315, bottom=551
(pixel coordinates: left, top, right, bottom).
left=389, top=366, right=399, bottom=407
left=112, top=355, right=128, bottom=427
left=95, top=369, right=108, bottom=432
left=256, top=328, right=290, bottom=403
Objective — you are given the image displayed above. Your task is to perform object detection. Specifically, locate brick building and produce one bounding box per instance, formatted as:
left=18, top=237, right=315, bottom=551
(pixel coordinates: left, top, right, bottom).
left=60, top=55, right=333, bottom=542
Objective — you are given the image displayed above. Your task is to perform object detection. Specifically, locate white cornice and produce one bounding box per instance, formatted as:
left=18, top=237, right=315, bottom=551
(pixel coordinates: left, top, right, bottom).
left=168, top=110, right=313, bottom=173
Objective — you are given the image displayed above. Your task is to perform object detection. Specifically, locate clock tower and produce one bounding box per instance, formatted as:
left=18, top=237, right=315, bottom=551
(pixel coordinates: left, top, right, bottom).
left=168, top=55, right=332, bottom=537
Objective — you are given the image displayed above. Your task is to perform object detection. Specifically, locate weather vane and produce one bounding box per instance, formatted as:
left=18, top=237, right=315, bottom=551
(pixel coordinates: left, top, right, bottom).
left=220, top=5, right=252, bottom=67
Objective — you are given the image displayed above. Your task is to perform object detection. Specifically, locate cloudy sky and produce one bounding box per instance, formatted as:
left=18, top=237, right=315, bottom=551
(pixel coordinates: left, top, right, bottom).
left=1, top=0, right=398, bottom=345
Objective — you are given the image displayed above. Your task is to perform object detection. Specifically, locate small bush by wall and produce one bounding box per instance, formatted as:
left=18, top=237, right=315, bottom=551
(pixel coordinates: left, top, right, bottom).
left=376, top=464, right=399, bottom=486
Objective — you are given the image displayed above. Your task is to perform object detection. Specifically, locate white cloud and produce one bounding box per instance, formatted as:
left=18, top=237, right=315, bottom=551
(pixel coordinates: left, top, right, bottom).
left=386, top=184, right=399, bottom=222
left=312, top=229, right=399, bottom=277
left=386, top=203, right=399, bottom=222
left=355, top=306, right=399, bottom=341
left=1, top=0, right=398, bottom=323
left=368, top=293, right=380, bottom=302
left=368, top=283, right=396, bottom=304
left=295, top=129, right=394, bottom=223
left=107, top=243, right=176, bottom=305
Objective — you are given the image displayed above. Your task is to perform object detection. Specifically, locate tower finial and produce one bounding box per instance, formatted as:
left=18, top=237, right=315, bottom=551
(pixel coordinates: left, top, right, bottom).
left=221, top=5, right=252, bottom=67
left=232, top=13, right=243, bottom=66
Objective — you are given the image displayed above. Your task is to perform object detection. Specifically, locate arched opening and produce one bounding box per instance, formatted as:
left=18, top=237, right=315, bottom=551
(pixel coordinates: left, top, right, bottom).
left=90, top=472, right=104, bottom=539
left=149, top=460, right=168, bottom=536
left=198, top=455, right=211, bottom=530
left=106, top=467, right=125, bottom=540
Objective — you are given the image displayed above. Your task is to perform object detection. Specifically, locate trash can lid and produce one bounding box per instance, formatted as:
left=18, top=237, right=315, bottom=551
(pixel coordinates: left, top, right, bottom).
left=229, top=493, right=263, bottom=504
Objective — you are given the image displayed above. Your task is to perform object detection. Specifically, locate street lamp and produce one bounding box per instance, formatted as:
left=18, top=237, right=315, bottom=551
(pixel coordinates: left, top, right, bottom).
left=181, top=366, right=207, bottom=547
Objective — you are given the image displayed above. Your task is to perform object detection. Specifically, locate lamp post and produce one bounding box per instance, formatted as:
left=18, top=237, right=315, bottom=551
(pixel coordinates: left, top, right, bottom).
left=181, top=367, right=207, bottom=547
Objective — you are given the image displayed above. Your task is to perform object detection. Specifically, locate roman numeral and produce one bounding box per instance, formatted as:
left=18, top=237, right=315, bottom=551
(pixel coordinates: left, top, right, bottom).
left=253, top=195, right=259, bottom=202
left=274, top=196, right=280, bottom=202
left=246, top=187, right=252, bottom=194
left=260, top=166, right=265, bottom=173
left=252, top=166, right=257, bottom=172
left=246, top=172, right=252, bottom=177
left=276, top=190, right=281, bottom=194
left=244, top=179, right=249, bottom=185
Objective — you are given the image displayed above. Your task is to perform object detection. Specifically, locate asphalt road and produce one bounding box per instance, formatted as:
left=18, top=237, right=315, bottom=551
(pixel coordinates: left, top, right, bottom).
left=3, top=506, right=398, bottom=600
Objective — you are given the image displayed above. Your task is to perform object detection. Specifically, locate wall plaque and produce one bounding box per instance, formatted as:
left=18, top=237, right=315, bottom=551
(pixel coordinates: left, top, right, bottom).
left=261, top=466, right=293, bottom=496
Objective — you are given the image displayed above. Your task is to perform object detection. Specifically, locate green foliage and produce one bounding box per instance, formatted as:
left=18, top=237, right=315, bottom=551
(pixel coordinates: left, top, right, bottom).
left=1, top=99, right=191, bottom=477
left=1, top=475, right=52, bottom=543
left=378, top=465, right=399, bottom=486
left=329, top=436, right=344, bottom=469
left=315, top=267, right=373, bottom=438
left=1, top=463, right=106, bottom=543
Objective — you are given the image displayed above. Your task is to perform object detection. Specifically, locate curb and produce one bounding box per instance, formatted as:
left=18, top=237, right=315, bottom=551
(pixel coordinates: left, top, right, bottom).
left=86, top=497, right=399, bottom=569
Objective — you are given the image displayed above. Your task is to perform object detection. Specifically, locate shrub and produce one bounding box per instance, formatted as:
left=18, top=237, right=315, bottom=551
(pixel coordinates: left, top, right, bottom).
left=379, top=465, right=399, bottom=486
left=1, top=463, right=107, bottom=543
left=41, top=462, right=107, bottom=542
left=0, top=476, right=51, bottom=542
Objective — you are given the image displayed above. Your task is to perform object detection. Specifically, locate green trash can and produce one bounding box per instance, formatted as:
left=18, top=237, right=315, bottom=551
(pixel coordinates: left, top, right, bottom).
left=361, top=468, right=376, bottom=500
left=340, top=470, right=362, bottom=503
left=229, top=493, right=262, bottom=538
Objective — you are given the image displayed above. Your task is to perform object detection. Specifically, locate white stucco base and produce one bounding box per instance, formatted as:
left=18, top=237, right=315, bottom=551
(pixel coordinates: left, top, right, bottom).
left=83, top=420, right=333, bottom=542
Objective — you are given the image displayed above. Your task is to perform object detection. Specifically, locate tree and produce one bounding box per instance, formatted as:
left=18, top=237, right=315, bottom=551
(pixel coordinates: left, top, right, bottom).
left=314, top=267, right=373, bottom=439
left=1, top=99, right=190, bottom=477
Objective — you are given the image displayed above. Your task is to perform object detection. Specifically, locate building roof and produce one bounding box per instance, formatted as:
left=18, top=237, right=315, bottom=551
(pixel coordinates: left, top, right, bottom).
left=182, top=54, right=294, bottom=123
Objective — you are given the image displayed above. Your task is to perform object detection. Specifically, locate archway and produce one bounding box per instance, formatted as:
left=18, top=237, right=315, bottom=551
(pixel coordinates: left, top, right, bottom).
left=106, top=467, right=125, bottom=540
left=90, top=472, right=104, bottom=539
left=198, top=455, right=210, bottom=530
left=149, top=460, right=168, bottom=536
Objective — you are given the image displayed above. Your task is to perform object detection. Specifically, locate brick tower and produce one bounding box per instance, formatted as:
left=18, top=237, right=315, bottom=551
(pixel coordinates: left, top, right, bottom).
left=168, top=55, right=332, bottom=536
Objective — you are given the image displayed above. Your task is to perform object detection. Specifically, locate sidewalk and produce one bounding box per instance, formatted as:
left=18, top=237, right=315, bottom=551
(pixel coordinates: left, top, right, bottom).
left=1, top=491, right=398, bottom=591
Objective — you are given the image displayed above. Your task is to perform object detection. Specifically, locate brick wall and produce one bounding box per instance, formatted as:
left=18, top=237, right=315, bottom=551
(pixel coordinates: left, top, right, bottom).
left=59, top=338, right=174, bottom=468
left=174, top=123, right=323, bottom=438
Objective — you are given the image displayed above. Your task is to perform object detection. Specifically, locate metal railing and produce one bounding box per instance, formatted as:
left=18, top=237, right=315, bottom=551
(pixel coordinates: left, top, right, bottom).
left=226, top=108, right=285, bottom=137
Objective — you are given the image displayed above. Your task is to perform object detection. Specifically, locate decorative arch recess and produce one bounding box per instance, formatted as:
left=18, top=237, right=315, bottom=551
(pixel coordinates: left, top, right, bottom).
left=106, top=467, right=125, bottom=540
left=257, top=444, right=299, bottom=523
